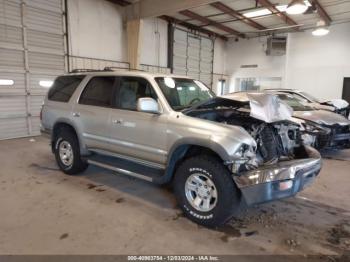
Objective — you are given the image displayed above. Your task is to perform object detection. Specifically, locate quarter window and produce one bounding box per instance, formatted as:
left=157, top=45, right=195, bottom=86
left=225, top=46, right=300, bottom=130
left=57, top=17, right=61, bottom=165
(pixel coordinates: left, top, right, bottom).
left=79, top=77, right=116, bottom=107
left=48, top=75, right=85, bottom=102
left=117, top=77, right=157, bottom=110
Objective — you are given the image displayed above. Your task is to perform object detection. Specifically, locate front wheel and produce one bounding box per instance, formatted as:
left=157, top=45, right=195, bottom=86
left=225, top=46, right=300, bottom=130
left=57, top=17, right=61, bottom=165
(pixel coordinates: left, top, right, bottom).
left=173, top=155, right=240, bottom=227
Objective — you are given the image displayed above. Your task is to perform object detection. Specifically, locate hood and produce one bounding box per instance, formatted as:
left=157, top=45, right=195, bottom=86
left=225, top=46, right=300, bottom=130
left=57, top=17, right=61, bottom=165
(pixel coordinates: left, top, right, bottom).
left=222, top=93, right=293, bottom=123
left=293, top=110, right=350, bottom=126
left=310, top=103, right=335, bottom=112
left=247, top=93, right=293, bottom=123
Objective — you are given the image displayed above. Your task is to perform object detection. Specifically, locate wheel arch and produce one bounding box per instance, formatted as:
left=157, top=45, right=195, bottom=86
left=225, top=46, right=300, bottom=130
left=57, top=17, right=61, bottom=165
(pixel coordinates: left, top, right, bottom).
left=155, top=139, right=232, bottom=185
left=51, top=119, right=87, bottom=155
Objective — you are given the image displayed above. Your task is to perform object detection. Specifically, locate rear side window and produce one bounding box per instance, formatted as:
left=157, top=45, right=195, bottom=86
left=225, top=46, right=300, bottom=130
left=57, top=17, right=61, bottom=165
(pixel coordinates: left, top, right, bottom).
left=79, top=77, right=116, bottom=107
left=48, top=75, right=85, bottom=102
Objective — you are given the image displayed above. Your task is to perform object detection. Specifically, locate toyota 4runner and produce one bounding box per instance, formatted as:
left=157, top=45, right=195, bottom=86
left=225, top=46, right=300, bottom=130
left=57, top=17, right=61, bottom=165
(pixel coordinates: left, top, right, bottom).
left=41, top=69, right=322, bottom=227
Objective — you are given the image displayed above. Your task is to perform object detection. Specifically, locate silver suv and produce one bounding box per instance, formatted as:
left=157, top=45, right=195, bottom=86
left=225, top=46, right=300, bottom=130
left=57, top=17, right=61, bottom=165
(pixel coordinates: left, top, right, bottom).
left=41, top=69, right=322, bottom=227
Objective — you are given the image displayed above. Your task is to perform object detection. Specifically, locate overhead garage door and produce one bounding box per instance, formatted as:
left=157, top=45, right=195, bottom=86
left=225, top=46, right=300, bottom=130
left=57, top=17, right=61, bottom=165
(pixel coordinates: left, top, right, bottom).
left=172, top=27, right=214, bottom=89
left=0, top=0, right=65, bottom=140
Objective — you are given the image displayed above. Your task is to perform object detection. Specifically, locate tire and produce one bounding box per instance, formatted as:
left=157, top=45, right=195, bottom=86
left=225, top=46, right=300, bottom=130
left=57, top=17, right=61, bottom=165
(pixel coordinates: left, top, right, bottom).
left=173, top=155, right=240, bottom=227
left=54, top=128, right=88, bottom=175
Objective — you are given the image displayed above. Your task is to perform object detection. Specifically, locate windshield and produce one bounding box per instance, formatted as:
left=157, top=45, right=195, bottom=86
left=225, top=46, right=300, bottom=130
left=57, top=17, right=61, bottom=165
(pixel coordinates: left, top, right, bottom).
left=155, top=77, right=215, bottom=111
left=276, top=94, right=314, bottom=111
left=300, top=92, right=320, bottom=103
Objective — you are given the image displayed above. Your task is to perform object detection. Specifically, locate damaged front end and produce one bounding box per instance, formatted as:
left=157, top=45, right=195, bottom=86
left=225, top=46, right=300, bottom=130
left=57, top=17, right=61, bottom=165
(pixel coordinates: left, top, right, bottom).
left=184, top=93, right=321, bottom=206
left=293, top=111, right=350, bottom=150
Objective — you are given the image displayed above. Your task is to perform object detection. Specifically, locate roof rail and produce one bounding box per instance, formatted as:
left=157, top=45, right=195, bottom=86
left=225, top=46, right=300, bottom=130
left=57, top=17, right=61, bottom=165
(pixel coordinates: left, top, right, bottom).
left=104, top=66, right=146, bottom=72
left=70, top=68, right=113, bottom=73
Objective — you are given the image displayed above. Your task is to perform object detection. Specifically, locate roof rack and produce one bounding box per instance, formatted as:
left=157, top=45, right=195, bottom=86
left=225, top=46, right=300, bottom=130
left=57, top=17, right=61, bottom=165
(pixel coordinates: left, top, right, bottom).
left=70, top=67, right=148, bottom=74
left=70, top=68, right=113, bottom=73
left=104, top=66, right=145, bottom=72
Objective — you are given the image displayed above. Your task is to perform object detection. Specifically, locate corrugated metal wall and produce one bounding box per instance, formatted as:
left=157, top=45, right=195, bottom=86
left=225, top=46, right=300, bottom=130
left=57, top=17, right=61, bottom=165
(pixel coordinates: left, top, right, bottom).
left=0, top=0, right=65, bottom=140
left=172, top=27, right=214, bottom=89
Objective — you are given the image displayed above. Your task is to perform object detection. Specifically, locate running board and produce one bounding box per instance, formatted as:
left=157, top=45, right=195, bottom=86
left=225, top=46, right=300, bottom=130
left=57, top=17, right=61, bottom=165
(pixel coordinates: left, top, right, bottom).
left=86, top=153, right=165, bottom=183
left=87, top=159, right=153, bottom=182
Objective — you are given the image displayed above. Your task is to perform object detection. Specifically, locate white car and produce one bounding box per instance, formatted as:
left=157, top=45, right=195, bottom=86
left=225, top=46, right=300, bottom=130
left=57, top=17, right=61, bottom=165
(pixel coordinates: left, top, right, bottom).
left=265, top=89, right=350, bottom=119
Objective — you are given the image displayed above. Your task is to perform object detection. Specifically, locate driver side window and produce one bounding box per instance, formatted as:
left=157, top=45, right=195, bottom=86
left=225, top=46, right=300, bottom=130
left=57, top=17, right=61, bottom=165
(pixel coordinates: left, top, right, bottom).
left=117, top=77, right=157, bottom=111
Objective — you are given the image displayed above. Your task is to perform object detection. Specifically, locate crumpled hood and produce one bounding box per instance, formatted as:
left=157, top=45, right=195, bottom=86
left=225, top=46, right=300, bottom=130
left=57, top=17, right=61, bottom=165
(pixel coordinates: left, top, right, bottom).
left=222, top=93, right=293, bottom=123
left=293, top=110, right=350, bottom=126
left=247, top=93, right=293, bottom=123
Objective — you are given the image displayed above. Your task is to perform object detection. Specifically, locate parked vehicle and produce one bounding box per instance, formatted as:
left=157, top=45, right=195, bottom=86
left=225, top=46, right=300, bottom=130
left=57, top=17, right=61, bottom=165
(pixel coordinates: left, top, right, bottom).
left=41, top=70, right=321, bottom=227
left=225, top=91, right=350, bottom=150
left=265, top=89, right=350, bottom=119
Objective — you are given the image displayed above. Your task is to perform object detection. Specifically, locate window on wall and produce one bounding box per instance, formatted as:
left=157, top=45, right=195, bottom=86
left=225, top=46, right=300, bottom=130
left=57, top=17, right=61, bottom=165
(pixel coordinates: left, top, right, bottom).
left=239, top=78, right=258, bottom=91
left=217, top=79, right=226, bottom=95
left=79, top=77, right=116, bottom=107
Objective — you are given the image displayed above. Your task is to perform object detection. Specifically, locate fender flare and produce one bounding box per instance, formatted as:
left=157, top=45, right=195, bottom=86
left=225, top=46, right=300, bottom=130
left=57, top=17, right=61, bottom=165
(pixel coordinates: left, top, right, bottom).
left=153, top=138, right=232, bottom=185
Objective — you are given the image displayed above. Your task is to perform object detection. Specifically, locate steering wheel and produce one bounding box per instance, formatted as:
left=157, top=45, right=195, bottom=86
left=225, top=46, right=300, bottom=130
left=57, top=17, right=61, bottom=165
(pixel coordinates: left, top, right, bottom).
left=189, top=98, right=201, bottom=105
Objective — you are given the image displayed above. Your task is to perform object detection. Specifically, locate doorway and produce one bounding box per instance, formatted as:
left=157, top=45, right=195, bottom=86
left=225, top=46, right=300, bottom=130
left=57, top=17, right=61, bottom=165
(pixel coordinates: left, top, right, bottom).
left=342, top=78, right=350, bottom=103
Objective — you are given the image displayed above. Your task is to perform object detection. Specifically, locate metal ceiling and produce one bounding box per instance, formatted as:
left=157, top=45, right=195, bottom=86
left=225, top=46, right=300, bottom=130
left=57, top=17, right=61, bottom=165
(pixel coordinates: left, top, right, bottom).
left=111, top=0, right=350, bottom=39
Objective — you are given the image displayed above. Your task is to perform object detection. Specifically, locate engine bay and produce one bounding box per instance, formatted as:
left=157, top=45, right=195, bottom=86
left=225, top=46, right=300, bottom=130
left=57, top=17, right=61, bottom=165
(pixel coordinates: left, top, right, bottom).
left=184, top=98, right=303, bottom=171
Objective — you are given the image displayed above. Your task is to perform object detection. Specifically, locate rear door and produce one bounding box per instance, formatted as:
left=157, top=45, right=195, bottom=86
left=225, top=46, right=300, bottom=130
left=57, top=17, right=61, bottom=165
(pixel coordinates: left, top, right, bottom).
left=108, top=76, right=168, bottom=166
left=72, top=76, right=116, bottom=150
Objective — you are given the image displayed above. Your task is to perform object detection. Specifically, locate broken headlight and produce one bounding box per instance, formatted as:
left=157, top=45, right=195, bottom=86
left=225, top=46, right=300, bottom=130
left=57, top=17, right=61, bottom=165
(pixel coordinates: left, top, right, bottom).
left=234, top=144, right=255, bottom=159
left=231, top=144, right=258, bottom=173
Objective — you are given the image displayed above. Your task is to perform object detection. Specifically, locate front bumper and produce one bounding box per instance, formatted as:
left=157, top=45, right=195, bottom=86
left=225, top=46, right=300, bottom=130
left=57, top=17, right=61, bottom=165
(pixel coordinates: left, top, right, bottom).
left=233, top=146, right=322, bottom=206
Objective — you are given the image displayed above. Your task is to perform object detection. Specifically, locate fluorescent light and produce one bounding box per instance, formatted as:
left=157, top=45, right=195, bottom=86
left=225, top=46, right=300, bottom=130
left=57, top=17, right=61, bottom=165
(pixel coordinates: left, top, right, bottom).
left=276, top=5, right=288, bottom=12
left=243, top=8, right=271, bottom=18
left=312, top=20, right=330, bottom=36
left=0, top=79, right=14, bottom=86
left=312, top=27, right=329, bottom=36
left=243, top=1, right=311, bottom=18
left=189, top=86, right=196, bottom=91
left=39, top=80, right=54, bottom=88
left=286, top=0, right=308, bottom=15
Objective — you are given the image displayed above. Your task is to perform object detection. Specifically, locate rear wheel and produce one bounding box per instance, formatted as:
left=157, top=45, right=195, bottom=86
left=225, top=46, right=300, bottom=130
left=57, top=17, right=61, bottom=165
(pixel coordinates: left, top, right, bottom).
left=54, top=128, right=88, bottom=175
left=173, top=155, right=240, bottom=227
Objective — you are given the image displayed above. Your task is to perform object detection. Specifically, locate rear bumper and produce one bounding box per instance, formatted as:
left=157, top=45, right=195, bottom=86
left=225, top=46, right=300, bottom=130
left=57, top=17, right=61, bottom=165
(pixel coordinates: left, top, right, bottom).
left=233, top=146, right=321, bottom=206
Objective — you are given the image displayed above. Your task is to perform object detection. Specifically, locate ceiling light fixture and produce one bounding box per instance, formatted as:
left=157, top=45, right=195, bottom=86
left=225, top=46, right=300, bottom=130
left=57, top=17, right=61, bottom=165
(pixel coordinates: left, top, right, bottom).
left=286, top=0, right=308, bottom=15
left=312, top=20, right=329, bottom=36
left=243, top=8, right=272, bottom=18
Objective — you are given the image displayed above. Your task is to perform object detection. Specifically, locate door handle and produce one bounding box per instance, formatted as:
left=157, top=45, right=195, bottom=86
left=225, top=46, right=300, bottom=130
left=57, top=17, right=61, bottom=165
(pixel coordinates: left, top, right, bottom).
left=112, top=119, right=123, bottom=125
left=72, top=112, right=80, bottom=117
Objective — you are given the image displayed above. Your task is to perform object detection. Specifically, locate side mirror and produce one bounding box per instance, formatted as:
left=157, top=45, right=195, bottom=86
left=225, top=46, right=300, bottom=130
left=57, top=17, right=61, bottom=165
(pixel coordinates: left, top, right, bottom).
left=137, top=97, right=160, bottom=114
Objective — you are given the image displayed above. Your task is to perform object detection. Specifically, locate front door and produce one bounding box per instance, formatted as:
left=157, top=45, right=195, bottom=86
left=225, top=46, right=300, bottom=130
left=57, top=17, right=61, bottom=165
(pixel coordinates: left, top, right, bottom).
left=108, top=76, right=168, bottom=166
left=72, top=76, right=116, bottom=149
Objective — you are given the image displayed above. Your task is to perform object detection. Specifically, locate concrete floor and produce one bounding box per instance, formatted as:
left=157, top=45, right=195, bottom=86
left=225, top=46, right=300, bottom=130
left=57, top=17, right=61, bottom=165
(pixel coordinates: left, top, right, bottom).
left=0, top=136, right=349, bottom=255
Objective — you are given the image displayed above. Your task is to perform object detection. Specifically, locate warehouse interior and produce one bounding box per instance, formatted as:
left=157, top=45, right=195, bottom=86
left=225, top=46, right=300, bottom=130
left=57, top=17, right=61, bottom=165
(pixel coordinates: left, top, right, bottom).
left=0, top=0, right=350, bottom=258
